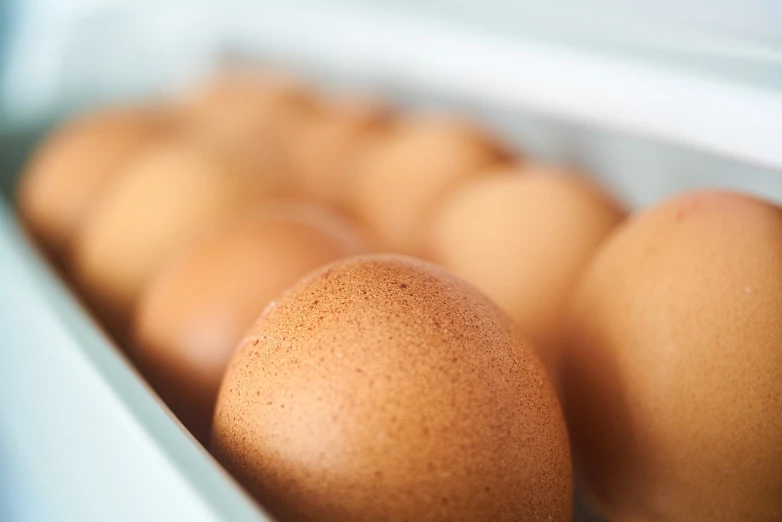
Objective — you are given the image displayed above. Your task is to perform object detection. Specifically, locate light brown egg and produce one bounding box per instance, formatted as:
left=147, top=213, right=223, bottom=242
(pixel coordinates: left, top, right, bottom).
left=179, top=70, right=316, bottom=135
left=560, top=191, right=782, bottom=521
left=213, top=254, right=572, bottom=522
left=180, top=70, right=310, bottom=112
left=17, top=105, right=171, bottom=261
left=132, top=203, right=367, bottom=444
left=179, top=70, right=319, bottom=191
left=349, top=116, right=508, bottom=254
left=290, top=98, right=389, bottom=209
left=72, top=140, right=276, bottom=335
left=428, top=165, right=625, bottom=360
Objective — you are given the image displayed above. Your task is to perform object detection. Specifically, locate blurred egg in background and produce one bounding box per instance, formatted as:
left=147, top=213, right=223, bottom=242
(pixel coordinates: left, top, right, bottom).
left=349, top=115, right=511, bottom=255
left=290, top=96, right=390, bottom=210
left=428, top=164, right=626, bottom=367
left=17, top=105, right=173, bottom=263
left=560, top=191, right=782, bottom=521
left=132, top=202, right=367, bottom=444
left=72, top=138, right=277, bottom=335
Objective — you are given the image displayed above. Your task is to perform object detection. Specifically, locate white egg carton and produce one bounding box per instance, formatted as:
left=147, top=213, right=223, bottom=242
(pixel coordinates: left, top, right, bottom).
left=1, top=1, right=781, bottom=521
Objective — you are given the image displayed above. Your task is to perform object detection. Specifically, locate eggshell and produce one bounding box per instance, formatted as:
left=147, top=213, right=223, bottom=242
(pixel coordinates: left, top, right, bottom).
left=213, top=254, right=572, bottom=522
left=132, top=203, right=367, bottom=443
left=72, top=140, right=276, bottom=335
left=180, top=70, right=318, bottom=191
left=180, top=70, right=310, bottom=113
left=290, top=98, right=389, bottom=208
left=428, top=165, right=625, bottom=358
left=560, top=191, right=782, bottom=521
left=17, top=106, right=171, bottom=260
left=180, top=70, right=315, bottom=135
left=349, top=116, right=508, bottom=254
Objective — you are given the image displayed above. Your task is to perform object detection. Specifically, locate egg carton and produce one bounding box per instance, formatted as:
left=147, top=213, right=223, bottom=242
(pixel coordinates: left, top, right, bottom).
left=1, top=1, right=781, bottom=521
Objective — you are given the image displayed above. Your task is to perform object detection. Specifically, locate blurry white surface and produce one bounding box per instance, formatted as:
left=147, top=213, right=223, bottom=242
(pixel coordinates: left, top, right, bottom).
left=1, top=0, right=226, bottom=120
left=224, top=1, right=782, bottom=179
left=362, top=0, right=782, bottom=73
left=2, top=0, right=782, bottom=173
left=0, top=206, right=271, bottom=522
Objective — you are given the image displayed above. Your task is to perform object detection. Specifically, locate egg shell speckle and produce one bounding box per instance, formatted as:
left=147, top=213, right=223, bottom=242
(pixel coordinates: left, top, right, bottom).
left=213, top=254, right=571, bottom=522
left=132, top=202, right=367, bottom=444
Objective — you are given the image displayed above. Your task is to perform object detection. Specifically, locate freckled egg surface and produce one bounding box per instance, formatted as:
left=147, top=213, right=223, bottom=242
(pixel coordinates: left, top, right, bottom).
left=349, top=116, right=509, bottom=254
left=17, top=106, right=171, bottom=261
left=560, top=191, right=782, bottom=521
left=212, top=254, right=572, bottom=522
left=72, top=140, right=276, bottom=334
left=429, top=165, right=625, bottom=360
left=132, top=203, right=367, bottom=444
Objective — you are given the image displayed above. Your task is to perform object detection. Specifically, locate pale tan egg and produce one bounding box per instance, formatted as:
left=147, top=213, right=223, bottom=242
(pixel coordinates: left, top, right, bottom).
left=17, top=105, right=171, bottom=261
left=349, top=116, right=509, bottom=254
left=132, top=203, right=367, bottom=444
left=72, top=140, right=277, bottom=335
left=428, top=165, right=625, bottom=360
left=179, top=69, right=316, bottom=135
left=290, top=98, right=389, bottom=209
left=179, top=70, right=319, bottom=192
left=560, top=190, right=782, bottom=521
left=180, top=69, right=309, bottom=113
left=213, top=254, right=572, bottom=522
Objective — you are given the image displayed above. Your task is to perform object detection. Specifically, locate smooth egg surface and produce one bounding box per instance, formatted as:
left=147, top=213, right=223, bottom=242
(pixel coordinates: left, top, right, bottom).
left=72, top=140, right=275, bottom=334
left=429, top=165, right=625, bottom=360
left=560, top=191, right=782, bottom=521
left=349, top=116, right=509, bottom=254
left=18, top=105, right=172, bottom=261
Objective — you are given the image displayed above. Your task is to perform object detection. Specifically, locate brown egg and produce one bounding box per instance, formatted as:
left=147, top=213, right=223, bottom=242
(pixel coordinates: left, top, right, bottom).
left=179, top=70, right=316, bottom=135
left=72, top=140, right=276, bottom=335
left=560, top=191, right=782, bottom=521
left=349, top=116, right=508, bottom=254
left=132, top=203, right=367, bottom=444
left=428, top=165, right=625, bottom=360
left=179, top=70, right=319, bottom=191
left=290, top=98, right=389, bottom=209
left=17, top=105, right=171, bottom=260
left=213, top=254, right=572, bottom=522
left=180, top=70, right=310, bottom=112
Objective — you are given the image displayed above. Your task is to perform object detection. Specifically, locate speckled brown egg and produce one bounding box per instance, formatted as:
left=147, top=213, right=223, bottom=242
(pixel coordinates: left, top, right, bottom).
left=428, top=165, right=625, bottom=360
left=349, top=116, right=509, bottom=254
left=560, top=190, right=782, bottom=521
left=72, top=140, right=276, bottom=335
left=290, top=98, right=389, bottom=209
left=212, top=254, right=572, bottom=522
left=179, top=70, right=319, bottom=192
left=132, top=203, right=367, bottom=444
left=17, top=105, right=171, bottom=261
